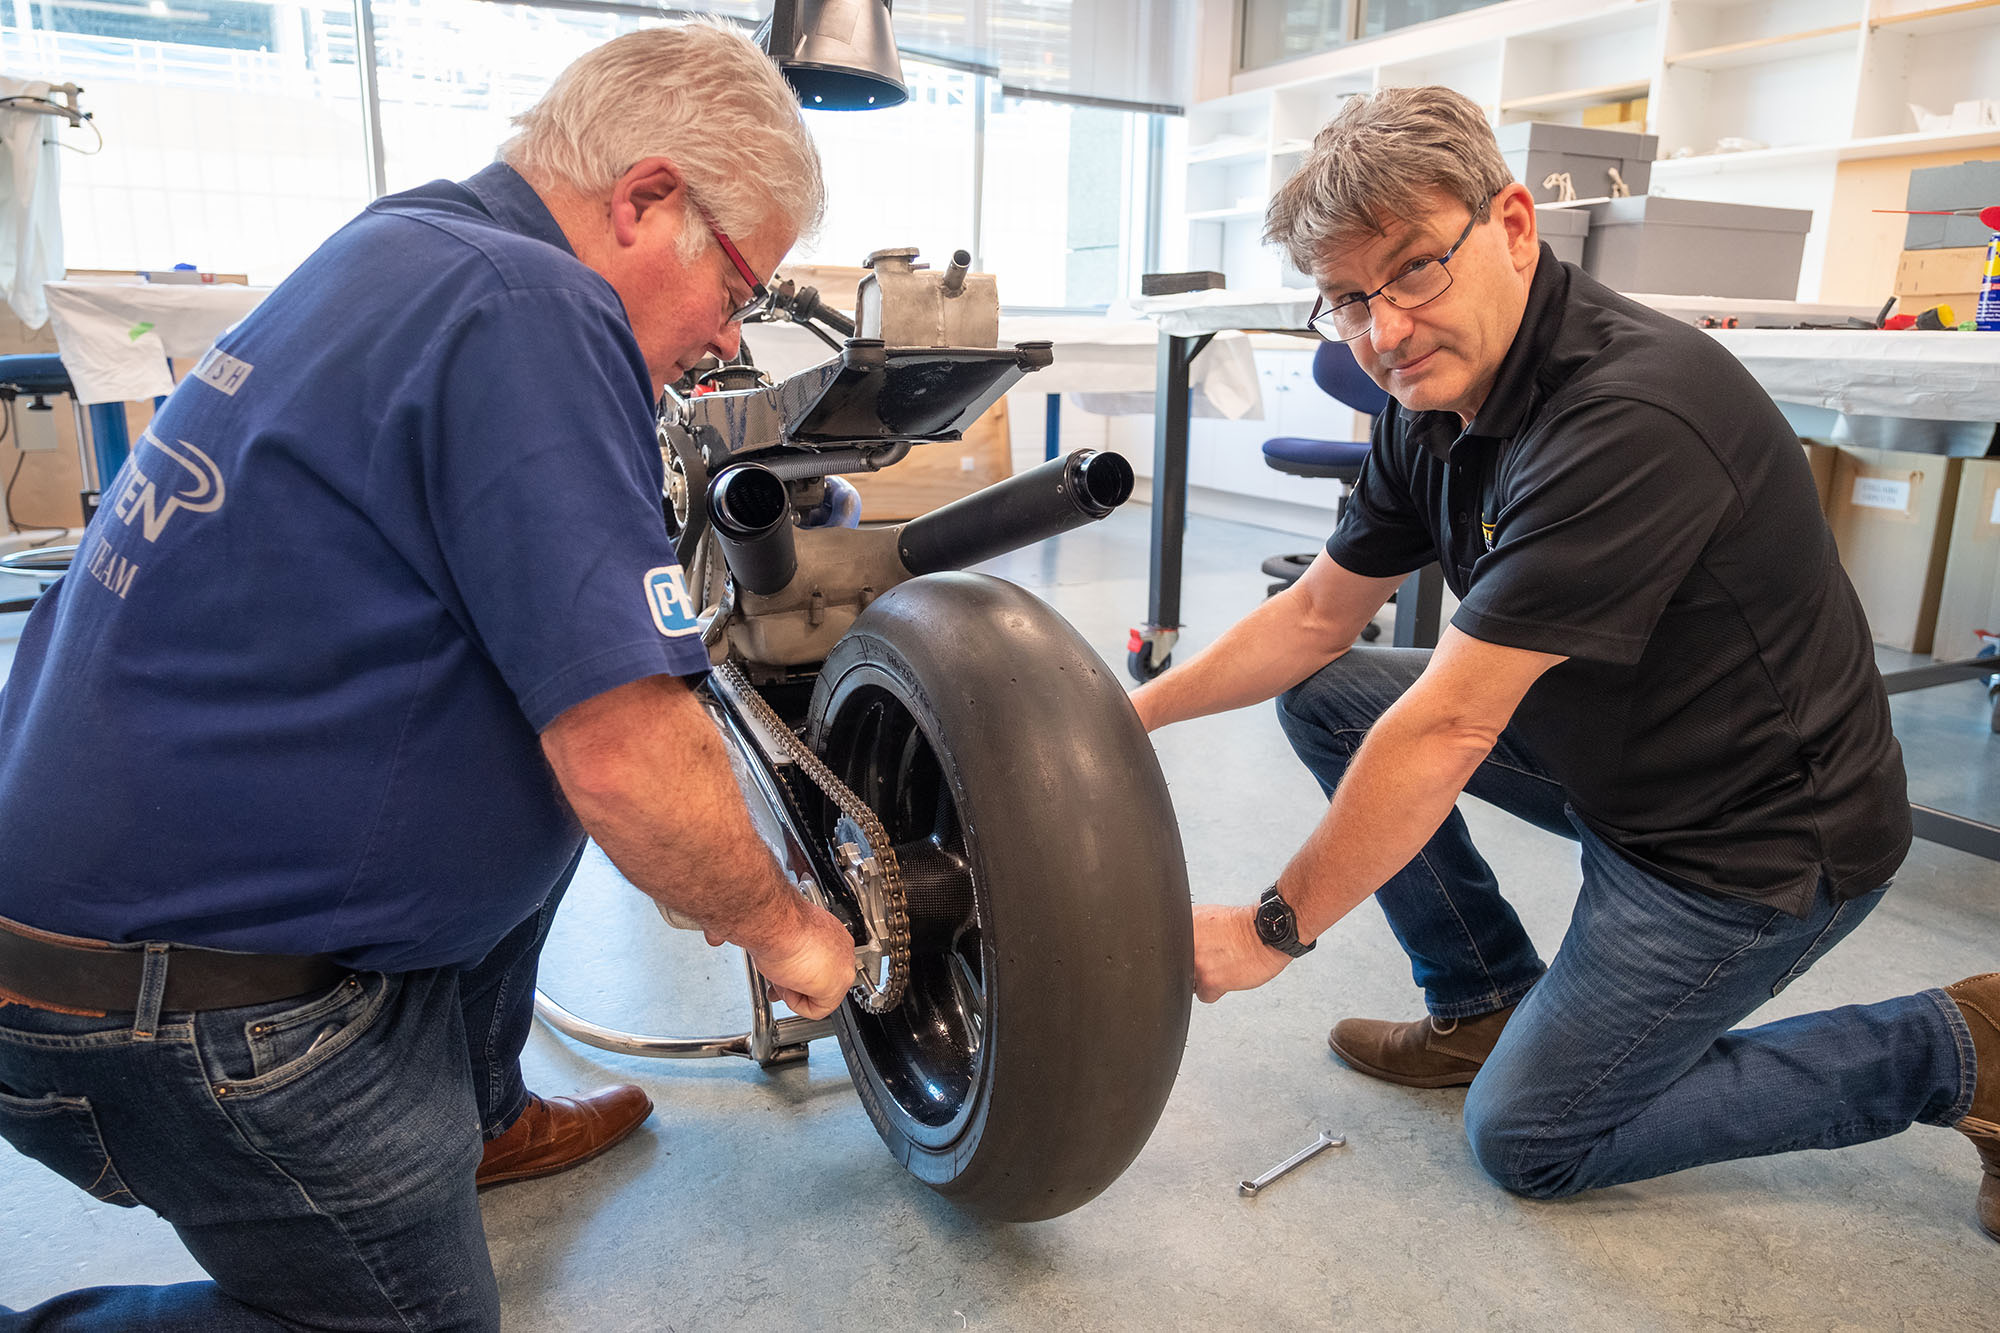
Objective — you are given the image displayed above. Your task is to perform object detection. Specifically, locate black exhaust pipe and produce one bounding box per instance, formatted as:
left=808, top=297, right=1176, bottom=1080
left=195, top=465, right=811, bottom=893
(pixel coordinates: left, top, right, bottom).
left=898, top=449, right=1134, bottom=577
left=708, top=463, right=797, bottom=596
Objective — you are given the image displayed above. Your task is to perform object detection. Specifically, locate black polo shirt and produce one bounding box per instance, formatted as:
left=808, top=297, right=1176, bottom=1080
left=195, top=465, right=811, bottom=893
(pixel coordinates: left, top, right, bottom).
left=1327, top=245, right=1910, bottom=917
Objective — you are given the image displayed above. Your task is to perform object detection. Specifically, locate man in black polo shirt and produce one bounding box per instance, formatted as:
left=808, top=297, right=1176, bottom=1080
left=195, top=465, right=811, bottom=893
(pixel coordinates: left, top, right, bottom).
left=1131, top=86, right=1998, bottom=1236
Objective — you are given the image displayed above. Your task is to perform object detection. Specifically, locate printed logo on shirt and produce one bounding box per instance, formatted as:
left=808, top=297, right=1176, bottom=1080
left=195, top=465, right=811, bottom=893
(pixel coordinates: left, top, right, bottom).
left=645, top=565, right=700, bottom=638
left=78, top=532, right=137, bottom=599
left=191, top=346, right=253, bottom=396
left=107, top=427, right=227, bottom=543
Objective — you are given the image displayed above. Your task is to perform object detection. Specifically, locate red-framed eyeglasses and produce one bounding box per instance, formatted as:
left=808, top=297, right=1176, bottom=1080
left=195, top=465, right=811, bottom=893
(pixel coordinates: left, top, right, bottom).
left=702, top=213, right=771, bottom=325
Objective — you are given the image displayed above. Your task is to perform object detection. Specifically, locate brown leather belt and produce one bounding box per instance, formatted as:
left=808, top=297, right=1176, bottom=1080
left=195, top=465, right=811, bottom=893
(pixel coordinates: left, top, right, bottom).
left=0, top=914, right=349, bottom=1016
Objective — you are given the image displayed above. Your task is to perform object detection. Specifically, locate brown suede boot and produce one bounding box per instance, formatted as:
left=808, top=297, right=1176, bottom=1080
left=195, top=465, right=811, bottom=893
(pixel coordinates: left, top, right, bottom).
left=1328, top=1001, right=1519, bottom=1088
left=476, top=1085, right=654, bottom=1190
left=1943, top=972, right=2000, bottom=1242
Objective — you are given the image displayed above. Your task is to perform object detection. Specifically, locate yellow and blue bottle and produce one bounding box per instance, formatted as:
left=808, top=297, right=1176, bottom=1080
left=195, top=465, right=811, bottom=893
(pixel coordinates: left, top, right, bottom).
left=1978, top=233, right=2000, bottom=331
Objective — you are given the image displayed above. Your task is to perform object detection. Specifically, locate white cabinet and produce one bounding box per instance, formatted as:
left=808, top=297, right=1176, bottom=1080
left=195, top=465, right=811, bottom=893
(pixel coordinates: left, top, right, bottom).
left=1179, top=0, right=2000, bottom=300
left=1187, top=347, right=1359, bottom=520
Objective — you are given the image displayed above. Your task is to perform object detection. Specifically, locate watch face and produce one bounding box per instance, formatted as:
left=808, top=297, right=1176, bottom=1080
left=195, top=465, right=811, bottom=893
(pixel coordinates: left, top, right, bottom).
left=1254, top=895, right=1290, bottom=944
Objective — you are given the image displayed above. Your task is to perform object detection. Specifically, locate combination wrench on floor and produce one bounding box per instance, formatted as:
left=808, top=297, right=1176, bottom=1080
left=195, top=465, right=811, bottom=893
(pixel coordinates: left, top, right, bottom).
left=1238, top=1129, right=1345, bottom=1197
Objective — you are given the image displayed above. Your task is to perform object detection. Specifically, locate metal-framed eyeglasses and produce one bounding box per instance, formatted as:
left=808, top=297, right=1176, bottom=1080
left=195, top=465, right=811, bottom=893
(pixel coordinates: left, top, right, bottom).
left=1308, top=196, right=1496, bottom=343
left=702, top=212, right=771, bottom=325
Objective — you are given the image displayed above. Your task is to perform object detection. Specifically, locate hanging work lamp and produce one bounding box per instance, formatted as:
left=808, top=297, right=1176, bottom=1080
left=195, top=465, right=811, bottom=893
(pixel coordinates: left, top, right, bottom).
left=758, top=0, right=908, bottom=110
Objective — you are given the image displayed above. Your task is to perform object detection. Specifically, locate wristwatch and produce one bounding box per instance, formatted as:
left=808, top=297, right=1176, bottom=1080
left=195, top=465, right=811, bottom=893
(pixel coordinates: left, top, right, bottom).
left=1253, top=886, right=1315, bottom=959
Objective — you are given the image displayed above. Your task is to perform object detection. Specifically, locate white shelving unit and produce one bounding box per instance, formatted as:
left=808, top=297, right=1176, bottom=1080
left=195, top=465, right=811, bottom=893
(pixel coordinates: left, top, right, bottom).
left=1498, top=7, right=1659, bottom=119
left=1176, top=0, right=2000, bottom=300
left=1145, top=0, right=2000, bottom=529
left=1183, top=90, right=1281, bottom=288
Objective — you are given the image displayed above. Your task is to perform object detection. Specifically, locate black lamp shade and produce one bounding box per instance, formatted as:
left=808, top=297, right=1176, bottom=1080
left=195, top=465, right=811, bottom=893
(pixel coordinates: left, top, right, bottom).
left=759, top=0, right=908, bottom=111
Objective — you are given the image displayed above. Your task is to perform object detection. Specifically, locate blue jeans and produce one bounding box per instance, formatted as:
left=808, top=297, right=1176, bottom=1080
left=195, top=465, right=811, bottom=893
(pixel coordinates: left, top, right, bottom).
left=0, top=849, right=581, bottom=1330
left=1278, top=647, right=1976, bottom=1197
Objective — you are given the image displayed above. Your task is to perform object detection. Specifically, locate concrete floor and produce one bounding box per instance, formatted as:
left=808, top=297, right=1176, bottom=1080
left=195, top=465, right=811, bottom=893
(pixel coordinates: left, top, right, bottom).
left=3, top=505, right=1997, bottom=1328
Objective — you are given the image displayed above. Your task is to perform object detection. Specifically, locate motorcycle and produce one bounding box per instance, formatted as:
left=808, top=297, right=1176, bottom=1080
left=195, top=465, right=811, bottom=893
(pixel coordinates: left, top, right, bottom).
left=533, top=250, right=1194, bottom=1222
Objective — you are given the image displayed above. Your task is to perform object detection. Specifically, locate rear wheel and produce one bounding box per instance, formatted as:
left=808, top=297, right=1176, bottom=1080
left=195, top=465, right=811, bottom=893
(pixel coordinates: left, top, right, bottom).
left=807, top=573, right=1192, bottom=1221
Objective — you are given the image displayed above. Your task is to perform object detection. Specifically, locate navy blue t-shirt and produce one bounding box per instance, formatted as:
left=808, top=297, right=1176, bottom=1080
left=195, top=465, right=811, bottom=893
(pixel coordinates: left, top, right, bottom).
left=0, top=163, right=713, bottom=970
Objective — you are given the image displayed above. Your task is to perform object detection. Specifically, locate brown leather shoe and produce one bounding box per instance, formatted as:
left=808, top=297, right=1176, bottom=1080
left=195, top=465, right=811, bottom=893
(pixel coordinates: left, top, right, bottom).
left=1328, top=1002, right=1518, bottom=1088
left=476, top=1085, right=654, bottom=1190
left=1943, top=972, right=2000, bottom=1241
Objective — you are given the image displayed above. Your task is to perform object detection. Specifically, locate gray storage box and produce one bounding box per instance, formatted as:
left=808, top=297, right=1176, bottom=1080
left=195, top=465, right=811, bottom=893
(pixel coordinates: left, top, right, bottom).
left=1580, top=196, right=1812, bottom=299
left=1904, top=160, right=2000, bottom=250
left=1536, top=206, right=1590, bottom=266
left=1497, top=121, right=1658, bottom=204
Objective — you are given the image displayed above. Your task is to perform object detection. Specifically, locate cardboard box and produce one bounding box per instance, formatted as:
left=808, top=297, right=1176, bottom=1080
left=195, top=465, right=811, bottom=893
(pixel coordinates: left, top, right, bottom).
left=844, top=398, right=1012, bottom=521
left=1891, top=244, right=1986, bottom=319
left=1802, top=441, right=1837, bottom=512
left=1581, top=97, right=1648, bottom=133
left=1933, top=458, right=2000, bottom=661
left=1895, top=246, right=1987, bottom=296
left=1825, top=446, right=1963, bottom=653
left=1904, top=161, right=2000, bottom=250
left=1893, top=291, right=1980, bottom=319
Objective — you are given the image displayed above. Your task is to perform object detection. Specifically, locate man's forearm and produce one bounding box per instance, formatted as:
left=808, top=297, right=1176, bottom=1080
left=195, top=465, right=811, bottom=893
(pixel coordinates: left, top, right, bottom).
left=543, top=676, right=815, bottom=955
left=1278, top=697, right=1494, bottom=943
left=1135, top=568, right=1390, bottom=730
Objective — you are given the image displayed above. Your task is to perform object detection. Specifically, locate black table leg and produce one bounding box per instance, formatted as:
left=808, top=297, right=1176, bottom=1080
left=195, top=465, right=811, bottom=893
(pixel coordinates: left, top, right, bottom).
left=1882, top=656, right=2000, bottom=864
left=1391, top=564, right=1443, bottom=649
left=1130, top=330, right=1211, bottom=682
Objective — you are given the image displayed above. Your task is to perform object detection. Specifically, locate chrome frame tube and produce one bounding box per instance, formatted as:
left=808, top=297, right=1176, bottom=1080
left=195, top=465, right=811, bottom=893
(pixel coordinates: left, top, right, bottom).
left=532, top=981, right=833, bottom=1064
left=531, top=674, right=844, bottom=1067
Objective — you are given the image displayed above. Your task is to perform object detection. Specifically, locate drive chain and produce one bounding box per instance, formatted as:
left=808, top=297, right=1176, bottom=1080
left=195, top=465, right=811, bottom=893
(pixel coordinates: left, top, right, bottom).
left=714, top=660, right=911, bottom=1013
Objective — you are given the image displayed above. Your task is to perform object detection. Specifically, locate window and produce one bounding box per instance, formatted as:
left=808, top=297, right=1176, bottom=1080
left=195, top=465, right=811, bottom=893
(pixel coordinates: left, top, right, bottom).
left=368, top=0, right=652, bottom=196
left=1240, top=0, right=1349, bottom=72
left=980, top=91, right=1150, bottom=309
left=3, top=0, right=372, bottom=282
left=3, top=0, right=1161, bottom=310
left=1360, top=0, right=1507, bottom=39
left=796, top=60, right=978, bottom=273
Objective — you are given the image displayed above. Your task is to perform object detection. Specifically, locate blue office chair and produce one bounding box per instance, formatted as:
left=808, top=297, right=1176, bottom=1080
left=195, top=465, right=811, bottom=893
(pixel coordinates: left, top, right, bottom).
left=1259, top=338, right=1390, bottom=597
left=0, top=354, right=84, bottom=614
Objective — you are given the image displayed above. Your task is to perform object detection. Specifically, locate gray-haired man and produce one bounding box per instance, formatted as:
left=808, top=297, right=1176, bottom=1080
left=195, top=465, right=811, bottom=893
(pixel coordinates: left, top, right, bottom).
left=1133, top=85, right=1998, bottom=1237
left=0, top=23, right=853, bottom=1327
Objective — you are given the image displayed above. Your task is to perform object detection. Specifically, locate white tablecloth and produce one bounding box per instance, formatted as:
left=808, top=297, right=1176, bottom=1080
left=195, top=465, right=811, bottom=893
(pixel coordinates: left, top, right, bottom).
left=42, top=283, right=1272, bottom=424
left=1707, top=329, right=2000, bottom=422
left=44, top=281, right=268, bottom=404
left=1133, top=289, right=2000, bottom=423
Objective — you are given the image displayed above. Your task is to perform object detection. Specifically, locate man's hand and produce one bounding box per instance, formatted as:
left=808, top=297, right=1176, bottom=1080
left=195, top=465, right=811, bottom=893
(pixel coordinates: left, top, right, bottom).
left=543, top=674, right=862, bottom=1022
left=1192, top=903, right=1293, bottom=1003
left=739, top=898, right=856, bottom=1020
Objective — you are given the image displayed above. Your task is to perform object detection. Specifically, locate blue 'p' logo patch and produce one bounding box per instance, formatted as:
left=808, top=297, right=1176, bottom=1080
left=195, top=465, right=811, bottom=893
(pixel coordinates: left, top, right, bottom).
left=645, top=565, right=700, bottom=637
